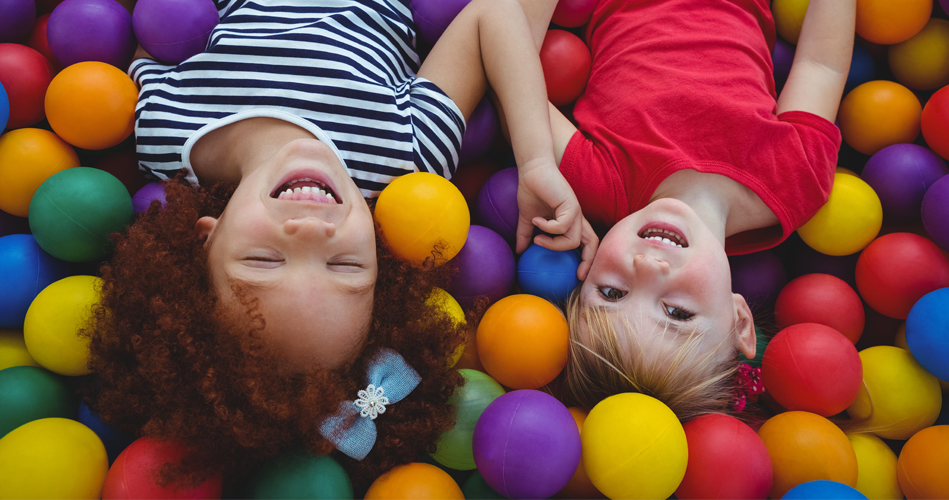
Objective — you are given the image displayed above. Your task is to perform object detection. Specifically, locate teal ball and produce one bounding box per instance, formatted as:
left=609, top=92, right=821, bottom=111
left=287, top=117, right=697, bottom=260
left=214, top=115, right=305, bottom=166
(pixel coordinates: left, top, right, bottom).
left=246, top=448, right=353, bottom=499
left=0, top=365, right=75, bottom=439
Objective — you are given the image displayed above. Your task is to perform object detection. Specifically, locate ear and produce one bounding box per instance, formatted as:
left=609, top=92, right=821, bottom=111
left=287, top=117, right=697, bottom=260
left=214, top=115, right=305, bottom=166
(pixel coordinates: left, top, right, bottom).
left=195, top=216, right=218, bottom=245
left=733, top=293, right=756, bottom=360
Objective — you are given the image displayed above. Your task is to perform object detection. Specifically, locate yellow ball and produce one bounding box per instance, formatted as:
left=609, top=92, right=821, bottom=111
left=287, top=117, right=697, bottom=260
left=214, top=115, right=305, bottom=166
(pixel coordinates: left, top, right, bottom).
left=425, top=287, right=466, bottom=367
left=0, top=328, right=40, bottom=371
left=848, top=433, right=903, bottom=500
left=0, top=417, right=108, bottom=500
left=374, top=172, right=469, bottom=267
left=847, top=346, right=942, bottom=440
left=889, top=19, right=949, bottom=91
left=581, top=393, right=687, bottom=500
left=772, top=0, right=810, bottom=44
left=23, top=276, right=101, bottom=376
left=0, top=128, right=79, bottom=217
left=797, top=173, right=883, bottom=256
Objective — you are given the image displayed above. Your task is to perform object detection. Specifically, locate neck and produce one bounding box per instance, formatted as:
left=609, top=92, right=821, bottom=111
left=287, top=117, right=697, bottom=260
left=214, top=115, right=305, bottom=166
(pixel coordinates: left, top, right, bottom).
left=653, top=182, right=729, bottom=246
left=191, top=118, right=317, bottom=183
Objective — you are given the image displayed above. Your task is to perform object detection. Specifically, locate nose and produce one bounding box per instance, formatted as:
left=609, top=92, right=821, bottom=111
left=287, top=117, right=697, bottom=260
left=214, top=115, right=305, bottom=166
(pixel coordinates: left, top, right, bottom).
left=632, top=254, right=670, bottom=277
left=284, top=217, right=336, bottom=239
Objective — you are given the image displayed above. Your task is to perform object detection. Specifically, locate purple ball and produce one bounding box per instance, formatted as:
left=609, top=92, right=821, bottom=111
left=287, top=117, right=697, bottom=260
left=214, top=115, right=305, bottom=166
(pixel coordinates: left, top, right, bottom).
left=794, top=245, right=859, bottom=289
left=729, top=250, right=788, bottom=310
left=47, top=0, right=136, bottom=68
left=0, top=209, right=30, bottom=237
left=132, top=182, right=167, bottom=214
left=459, top=96, right=499, bottom=164
left=132, top=0, right=219, bottom=64
left=447, top=225, right=515, bottom=309
left=475, top=167, right=518, bottom=247
left=772, top=38, right=795, bottom=90
left=410, top=0, right=472, bottom=46
left=862, top=143, right=949, bottom=222
left=472, top=390, right=581, bottom=500
left=942, top=0, right=949, bottom=16
left=922, top=175, right=949, bottom=251
left=0, top=0, right=36, bottom=43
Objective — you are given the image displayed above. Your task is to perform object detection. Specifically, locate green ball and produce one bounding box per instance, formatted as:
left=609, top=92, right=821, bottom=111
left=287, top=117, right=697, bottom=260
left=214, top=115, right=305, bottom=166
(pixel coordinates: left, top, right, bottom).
left=29, top=167, right=133, bottom=262
left=430, top=369, right=506, bottom=470
left=462, top=471, right=504, bottom=500
left=0, top=366, right=75, bottom=438
left=247, top=447, right=353, bottom=499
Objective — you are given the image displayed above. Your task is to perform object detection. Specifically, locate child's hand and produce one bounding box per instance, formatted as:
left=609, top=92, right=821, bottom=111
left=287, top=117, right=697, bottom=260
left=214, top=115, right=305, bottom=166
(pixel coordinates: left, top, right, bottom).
left=516, top=160, right=599, bottom=280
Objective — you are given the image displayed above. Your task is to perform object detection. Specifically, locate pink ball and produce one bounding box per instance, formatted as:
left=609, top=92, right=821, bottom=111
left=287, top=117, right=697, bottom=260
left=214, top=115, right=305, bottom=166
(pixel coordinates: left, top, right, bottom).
left=551, top=0, right=597, bottom=28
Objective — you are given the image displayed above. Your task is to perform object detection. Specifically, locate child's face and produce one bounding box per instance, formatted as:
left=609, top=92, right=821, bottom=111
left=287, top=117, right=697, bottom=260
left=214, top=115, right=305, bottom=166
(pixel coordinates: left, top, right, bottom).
left=578, top=198, right=745, bottom=359
left=197, top=138, right=378, bottom=372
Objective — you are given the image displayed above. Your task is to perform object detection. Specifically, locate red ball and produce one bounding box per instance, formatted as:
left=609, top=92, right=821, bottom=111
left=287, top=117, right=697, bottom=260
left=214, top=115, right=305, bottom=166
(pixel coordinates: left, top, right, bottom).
left=551, top=0, right=597, bottom=28
left=102, top=437, right=223, bottom=500
left=922, top=85, right=949, bottom=160
left=25, top=14, right=61, bottom=72
left=761, top=323, right=863, bottom=417
left=539, top=29, right=591, bottom=107
left=0, top=43, right=54, bottom=129
left=774, top=273, right=865, bottom=344
left=676, top=413, right=773, bottom=500
left=855, top=232, right=949, bottom=319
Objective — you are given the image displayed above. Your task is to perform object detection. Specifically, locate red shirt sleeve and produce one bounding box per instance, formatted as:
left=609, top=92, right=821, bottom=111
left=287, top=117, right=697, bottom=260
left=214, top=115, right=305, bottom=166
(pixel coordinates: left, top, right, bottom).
left=559, top=130, right=631, bottom=235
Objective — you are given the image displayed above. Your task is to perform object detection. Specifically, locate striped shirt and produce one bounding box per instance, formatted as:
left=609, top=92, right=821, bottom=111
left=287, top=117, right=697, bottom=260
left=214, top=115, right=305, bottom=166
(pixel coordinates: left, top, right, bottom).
left=130, top=0, right=465, bottom=197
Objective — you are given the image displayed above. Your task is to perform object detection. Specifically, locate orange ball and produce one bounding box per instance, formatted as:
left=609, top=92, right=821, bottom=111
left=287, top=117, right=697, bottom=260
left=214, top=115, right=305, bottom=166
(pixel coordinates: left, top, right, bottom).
left=364, top=463, right=463, bottom=500
left=838, top=80, right=922, bottom=155
left=44, top=61, right=138, bottom=150
left=554, top=407, right=605, bottom=499
left=856, top=0, right=932, bottom=45
left=758, top=411, right=858, bottom=499
left=476, top=294, right=569, bottom=390
left=0, top=128, right=79, bottom=217
left=897, top=425, right=949, bottom=499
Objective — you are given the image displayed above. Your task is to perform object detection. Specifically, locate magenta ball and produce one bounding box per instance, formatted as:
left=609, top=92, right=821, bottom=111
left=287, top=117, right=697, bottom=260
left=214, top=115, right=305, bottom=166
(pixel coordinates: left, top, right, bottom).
left=132, top=182, right=167, bottom=214
left=862, top=144, right=948, bottom=222
left=410, top=0, right=472, bottom=46
left=459, top=96, right=498, bottom=164
left=729, top=250, right=788, bottom=310
left=472, top=390, right=580, bottom=500
left=132, top=0, right=219, bottom=64
left=922, top=175, right=949, bottom=251
left=475, top=167, right=518, bottom=247
left=772, top=38, right=795, bottom=90
left=447, top=225, right=515, bottom=309
left=47, top=0, right=135, bottom=68
left=551, top=0, right=597, bottom=28
left=0, top=0, right=36, bottom=42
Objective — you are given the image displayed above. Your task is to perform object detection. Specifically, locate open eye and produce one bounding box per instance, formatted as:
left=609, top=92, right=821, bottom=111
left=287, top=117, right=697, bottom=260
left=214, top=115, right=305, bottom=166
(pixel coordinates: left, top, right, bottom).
left=598, top=286, right=627, bottom=301
left=664, top=304, right=695, bottom=321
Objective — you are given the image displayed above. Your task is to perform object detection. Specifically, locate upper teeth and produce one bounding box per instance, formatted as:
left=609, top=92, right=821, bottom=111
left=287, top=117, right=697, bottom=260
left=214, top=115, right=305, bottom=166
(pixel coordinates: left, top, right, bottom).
left=643, top=229, right=683, bottom=247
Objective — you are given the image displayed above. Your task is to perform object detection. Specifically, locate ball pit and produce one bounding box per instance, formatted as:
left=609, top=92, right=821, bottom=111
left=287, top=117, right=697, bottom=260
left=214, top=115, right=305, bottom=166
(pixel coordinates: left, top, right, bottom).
left=861, top=143, right=948, bottom=222
left=551, top=0, right=596, bottom=28
left=540, top=29, right=591, bottom=107
left=77, top=401, right=135, bottom=465
left=459, top=96, right=498, bottom=164
left=897, top=425, right=949, bottom=499
left=783, top=480, right=867, bottom=500
left=554, top=407, right=604, bottom=499
left=0, top=0, right=36, bottom=43
left=0, top=80, right=8, bottom=131
left=364, top=462, right=463, bottom=500
left=922, top=174, right=949, bottom=250
left=132, top=0, right=219, bottom=64
left=772, top=0, right=809, bottom=44
left=25, top=13, right=59, bottom=71
left=131, top=182, right=167, bottom=214
left=47, top=0, right=135, bottom=68
left=246, top=448, right=353, bottom=500
left=103, top=437, right=224, bottom=500
left=838, top=80, right=921, bottom=156
left=23, top=275, right=101, bottom=377
left=0, top=234, right=70, bottom=329
left=774, top=273, right=865, bottom=344
left=0, top=365, right=74, bottom=438
left=846, top=44, right=876, bottom=94
left=905, top=288, right=949, bottom=382
left=0, top=328, right=40, bottom=370
left=856, top=0, right=932, bottom=45
left=855, top=232, right=949, bottom=319
left=921, top=84, right=949, bottom=159
left=797, top=172, right=882, bottom=256
left=516, top=243, right=581, bottom=304
left=475, top=167, right=518, bottom=247
left=888, top=18, right=949, bottom=91
left=0, top=42, right=54, bottom=129
left=848, top=432, right=903, bottom=500
left=446, top=225, right=515, bottom=309
left=0, top=127, right=79, bottom=217
left=430, top=369, right=505, bottom=470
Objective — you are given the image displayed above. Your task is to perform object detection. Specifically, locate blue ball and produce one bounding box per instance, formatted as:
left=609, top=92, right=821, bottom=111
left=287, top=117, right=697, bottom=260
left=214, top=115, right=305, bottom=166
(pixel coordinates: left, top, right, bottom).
left=516, top=243, right=581, bottom=304
left=905, top=287, right=949, bottom=381
left=783, top=480, right=867, bottom=500
left=845, top=44, right=876, bottom=93
left=0, top=234, right=70, bottom=328
left=78, top=400, right=135, bottom=464
left=0, top=81, right=8, bottom=132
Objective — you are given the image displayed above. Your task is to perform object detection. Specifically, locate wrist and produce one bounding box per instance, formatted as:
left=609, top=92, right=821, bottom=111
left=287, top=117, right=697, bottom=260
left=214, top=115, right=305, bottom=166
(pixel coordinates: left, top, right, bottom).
left=518, top=156, right=559, bottom=175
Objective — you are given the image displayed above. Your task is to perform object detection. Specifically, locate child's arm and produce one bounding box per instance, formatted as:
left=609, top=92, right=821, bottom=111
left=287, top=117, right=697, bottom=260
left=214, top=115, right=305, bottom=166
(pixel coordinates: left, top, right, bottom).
left=417, top=0, right=598, bottom=279
left=775, top=0, right=856, bottom=121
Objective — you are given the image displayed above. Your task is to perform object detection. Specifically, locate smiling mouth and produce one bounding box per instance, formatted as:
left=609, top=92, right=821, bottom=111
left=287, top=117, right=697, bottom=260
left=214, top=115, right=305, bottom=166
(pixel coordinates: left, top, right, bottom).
left=271, top=178, right=341, bottom=204
left=638, top=226, right=688, bottom=248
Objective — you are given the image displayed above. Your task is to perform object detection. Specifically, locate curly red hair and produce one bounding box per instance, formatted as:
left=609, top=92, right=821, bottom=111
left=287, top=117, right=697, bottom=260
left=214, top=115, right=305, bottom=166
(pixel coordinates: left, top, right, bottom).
left=83, top=178, right=467, bottom=489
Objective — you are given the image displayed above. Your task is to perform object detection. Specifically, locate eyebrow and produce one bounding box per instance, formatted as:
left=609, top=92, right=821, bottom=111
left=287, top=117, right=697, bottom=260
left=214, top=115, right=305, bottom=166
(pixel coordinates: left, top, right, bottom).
left=226, top=274, right=375, bottom=297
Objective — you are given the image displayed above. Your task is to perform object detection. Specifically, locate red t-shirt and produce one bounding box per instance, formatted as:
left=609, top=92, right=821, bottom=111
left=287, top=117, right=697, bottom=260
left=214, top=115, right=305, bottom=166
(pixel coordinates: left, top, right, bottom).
left=559, top=0, right=842, bottom=255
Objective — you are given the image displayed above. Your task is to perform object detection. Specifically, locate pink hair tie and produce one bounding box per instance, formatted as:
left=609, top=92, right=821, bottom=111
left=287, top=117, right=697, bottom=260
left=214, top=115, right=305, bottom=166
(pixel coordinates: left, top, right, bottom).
left=730, top=362, right=765, bottom=412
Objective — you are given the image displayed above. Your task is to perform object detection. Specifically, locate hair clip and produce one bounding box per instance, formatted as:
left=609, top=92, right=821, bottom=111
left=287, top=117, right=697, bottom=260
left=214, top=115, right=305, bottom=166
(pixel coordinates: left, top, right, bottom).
left=730, top=362, right=765, bottom=412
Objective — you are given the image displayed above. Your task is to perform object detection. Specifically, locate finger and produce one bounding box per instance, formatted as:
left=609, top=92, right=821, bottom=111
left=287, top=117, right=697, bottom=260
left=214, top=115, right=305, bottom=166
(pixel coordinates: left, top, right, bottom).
left=533, top=229, right=581, bottom=252
left=531, top=216, right=566, bottom=235
left=576, top=219, right=599, bottom=281
left=515, top=216, right=535, bottom=254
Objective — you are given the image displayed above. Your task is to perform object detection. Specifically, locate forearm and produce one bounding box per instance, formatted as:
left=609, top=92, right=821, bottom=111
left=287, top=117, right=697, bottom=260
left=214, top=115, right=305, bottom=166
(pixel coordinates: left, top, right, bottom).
left=793, top=0, right=856, bottom=76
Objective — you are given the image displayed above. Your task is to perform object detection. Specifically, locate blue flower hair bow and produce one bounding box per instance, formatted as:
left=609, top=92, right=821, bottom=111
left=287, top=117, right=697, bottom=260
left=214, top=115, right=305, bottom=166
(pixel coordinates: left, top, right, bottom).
left=318, top=348, right=421, bottom=460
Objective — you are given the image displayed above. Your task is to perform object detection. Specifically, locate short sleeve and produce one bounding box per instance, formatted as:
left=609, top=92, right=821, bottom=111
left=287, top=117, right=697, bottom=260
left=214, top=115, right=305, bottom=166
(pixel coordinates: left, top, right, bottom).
left=408, top=77, right=465, bottom=179
left=777, top=110, right=841, bottom=219
left=559, top=131, right=630, bottom=234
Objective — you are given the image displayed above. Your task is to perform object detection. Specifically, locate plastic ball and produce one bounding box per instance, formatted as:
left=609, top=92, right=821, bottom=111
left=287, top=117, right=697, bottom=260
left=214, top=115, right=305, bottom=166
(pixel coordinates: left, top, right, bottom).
left=856, top=0, right=932, bottom=45
left=855, top=233, right=949, bottom=319
left=102, top=437, right=224, bottom=499
left=0, top=417, right=108, bottom=499
left=77, top=401, right=135, bottom=465
left=0, top=80, right=8, bottom=131
left=0, top=0, right=36, bottom=42
left=476, top=294, right=569, bottom=389
left=861, top=143, right=948, bottom=222
left=29, top=167, right=134, bottom=262
left=425, top=287, right=466, bottom=366
left=364, top=462, right=463, bottom=500
left=375, top=172, right=469, bottom=267
left=0, top=43, right=54, bottom=129
left=475, top=167, right=518, bottom=247
left=675, top=413, right=772, bottom=500
left=0, top=234, right=70, bottom=328
left=47, top=0, right=135, bottom=68
left=132, top=0, right=219, bottom=64
left=774, top=273, right=865, bottom=344
left=846, top=346, right=941, bottom=440
left=473, top=390, right=581, bottom=499
left=446, top=225, right=515, bottom=310
left=922, top=85, right=949, bottom=160
left=848, top=433, right=903, bottom=500
left=247, top=448, right=352, bottom=500
left=838, top=80, right=922, bottom=155
left=451, top=159, right=501, bottom=212
left=554, top=407, right=604, bottom=500
left=922, top=175, right=949, bottom=250
left=757, top=411, right=858, bottom=499
left=729, top=250, right=788, bottom=310
left=25, top=14, right=60, bottom=71
left=797, top=173, right=882, bottom=256
left=0, top=128, right=78, bottom=217
left=0, top=328, right=40, bottom=370
left=0, top=365, right=74, bottom=438
left=540, top=29, right=591, bottom=107
left=551, top=0, right=597, bottom=28
left=409, top=0, right=472, bottom=46
left=45, top=61, right=138, bottom=150
left=773, top=39, right=795, bottom=91
left=772, top=0, right=809, bottom=44
left=889, top=19, right=949, bottom=91
left=762, top=323, right=863, bottom=416
left=461, top=471, right=502, bottom=500
left=132, top=181, right=167, bottom=214
left=846, top=44, right=876, bottom=94
left=784, top=480, right=867, bottom=500
left=459, top=96, right=498, bottom=164
left=582, top=393, right=687, bottom=500
left=431, top=369, right=505, bottom=470
left=516, top=243, right=581, bottom=304
left=897, top=425, right=949, bottom=499
left=23, top=275, right=101, bottom=376
left=906, top=288, right=949, bottom=381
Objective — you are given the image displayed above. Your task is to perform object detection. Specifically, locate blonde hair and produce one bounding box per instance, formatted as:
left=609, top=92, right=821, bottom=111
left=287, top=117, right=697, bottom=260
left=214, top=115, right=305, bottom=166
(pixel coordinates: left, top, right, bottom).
left=553, top=289, right=744, bottom=421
